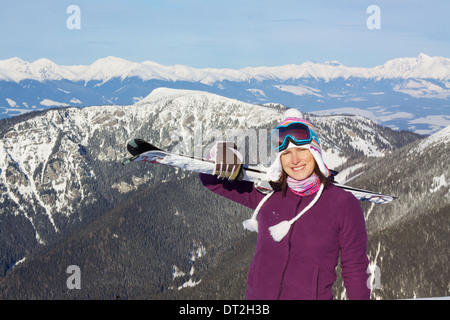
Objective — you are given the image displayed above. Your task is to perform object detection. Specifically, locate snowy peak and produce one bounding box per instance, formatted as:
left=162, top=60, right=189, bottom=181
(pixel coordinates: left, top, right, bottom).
left=0, top=57, right=27, bottom=70
left=27, top=58, right=67, bottom=80
left=137, top=87, right=206, bottom=104
left=324, top=60, right=343, bottom=67
left=0, top=58, right=38, bottom=82
left=137, top=87, right=245, bottom=106
left=373, top=53, right=450, bottom=80
left=81, top=56, right=144, bottom=81
left=0, top=57, right=76, bottom=81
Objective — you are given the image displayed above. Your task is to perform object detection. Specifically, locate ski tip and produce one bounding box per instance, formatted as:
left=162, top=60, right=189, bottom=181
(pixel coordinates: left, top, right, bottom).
left=127, top=139, right=142, bottom=156
left=362, top=195, right=397, bottom=204
left=126, top=139, right=161, bottom=156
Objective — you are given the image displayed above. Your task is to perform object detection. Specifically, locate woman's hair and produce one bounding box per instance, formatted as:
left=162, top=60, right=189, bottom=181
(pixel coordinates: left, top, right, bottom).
left=270, top=160, right=330, bottom=196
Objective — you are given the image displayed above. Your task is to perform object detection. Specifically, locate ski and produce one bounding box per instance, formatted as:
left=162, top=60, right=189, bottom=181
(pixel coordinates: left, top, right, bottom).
left=123, top=139, right=397, bottom=204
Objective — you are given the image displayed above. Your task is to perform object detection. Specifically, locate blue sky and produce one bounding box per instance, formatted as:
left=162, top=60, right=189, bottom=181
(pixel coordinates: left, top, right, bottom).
left=0, top=0, right=449, bottom=68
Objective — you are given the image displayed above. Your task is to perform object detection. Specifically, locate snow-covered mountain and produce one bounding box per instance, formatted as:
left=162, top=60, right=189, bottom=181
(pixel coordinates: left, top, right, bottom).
left=0, top=88, right=446, bottom=300
left=0, top=54, right=449, bottom=134
left=0, top=88, right=406, bottom=243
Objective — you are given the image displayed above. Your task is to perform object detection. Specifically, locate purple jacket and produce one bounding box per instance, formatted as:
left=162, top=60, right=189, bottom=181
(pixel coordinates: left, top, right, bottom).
left=199, top=173, right=370, bottom=300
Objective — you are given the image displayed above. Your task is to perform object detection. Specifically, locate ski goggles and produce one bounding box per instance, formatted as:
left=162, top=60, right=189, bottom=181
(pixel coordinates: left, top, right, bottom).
left=271, top=121, right=317, bottom=152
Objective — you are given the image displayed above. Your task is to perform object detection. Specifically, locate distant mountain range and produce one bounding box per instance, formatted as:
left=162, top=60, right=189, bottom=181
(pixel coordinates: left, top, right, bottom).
left=1, top=53, right=449, bottom=134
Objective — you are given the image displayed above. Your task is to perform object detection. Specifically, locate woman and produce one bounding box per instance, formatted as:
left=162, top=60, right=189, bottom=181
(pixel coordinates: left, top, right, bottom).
left=199, top=110, right=370, bottom=300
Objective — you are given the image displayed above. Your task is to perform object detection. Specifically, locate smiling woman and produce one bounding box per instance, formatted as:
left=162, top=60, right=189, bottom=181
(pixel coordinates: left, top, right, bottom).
left=199, top=108, right=371, bottom=300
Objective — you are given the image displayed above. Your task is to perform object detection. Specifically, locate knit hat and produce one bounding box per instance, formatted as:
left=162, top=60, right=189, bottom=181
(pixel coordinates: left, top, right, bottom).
left=266, top=109, right=331, bottom=181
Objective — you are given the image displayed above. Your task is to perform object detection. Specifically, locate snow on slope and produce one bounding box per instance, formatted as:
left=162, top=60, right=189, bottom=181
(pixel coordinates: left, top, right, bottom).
left=393, top=79, right=450, bottom=99
left=0, top=88, right=282, bottom=242
left=411, top=124, right=450, bottom=153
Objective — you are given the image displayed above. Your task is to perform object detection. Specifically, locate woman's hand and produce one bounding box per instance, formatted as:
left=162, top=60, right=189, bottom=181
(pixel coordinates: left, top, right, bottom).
left=210, top=142, right=244, bottom=180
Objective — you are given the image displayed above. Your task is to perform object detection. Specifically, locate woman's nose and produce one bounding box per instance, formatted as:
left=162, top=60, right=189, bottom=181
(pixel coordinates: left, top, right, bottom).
left=291, top=152, right=301, bottom=164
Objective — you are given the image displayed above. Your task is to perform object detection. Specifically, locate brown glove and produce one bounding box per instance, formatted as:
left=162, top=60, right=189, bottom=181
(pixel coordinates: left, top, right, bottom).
left=213, top=142, right=244, bottom=180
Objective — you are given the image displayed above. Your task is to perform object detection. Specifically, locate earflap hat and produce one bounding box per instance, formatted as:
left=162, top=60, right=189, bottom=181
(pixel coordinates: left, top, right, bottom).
left=266, top=109, right=331, bottom=182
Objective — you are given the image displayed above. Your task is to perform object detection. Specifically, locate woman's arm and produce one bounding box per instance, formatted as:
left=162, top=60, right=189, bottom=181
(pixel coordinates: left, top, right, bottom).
left=199, top=173, right=265, bottom=210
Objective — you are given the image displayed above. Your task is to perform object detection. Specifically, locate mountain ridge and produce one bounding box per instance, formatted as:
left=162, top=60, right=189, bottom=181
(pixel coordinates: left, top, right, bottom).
left=1, top=53, right=449, bottom=83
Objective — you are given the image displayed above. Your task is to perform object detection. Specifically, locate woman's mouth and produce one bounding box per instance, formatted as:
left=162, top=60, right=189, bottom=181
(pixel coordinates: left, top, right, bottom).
left=292, top=165, right=306, bottom=171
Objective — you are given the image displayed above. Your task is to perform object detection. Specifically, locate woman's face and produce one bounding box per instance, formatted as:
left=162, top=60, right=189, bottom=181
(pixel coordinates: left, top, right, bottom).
left=280, top=147, right=315, bottom=181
